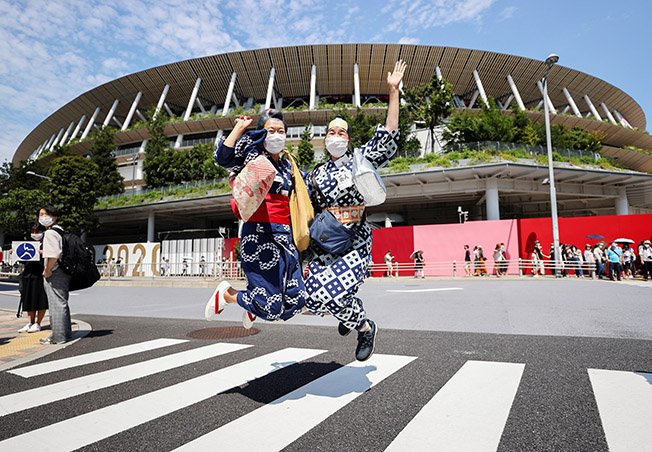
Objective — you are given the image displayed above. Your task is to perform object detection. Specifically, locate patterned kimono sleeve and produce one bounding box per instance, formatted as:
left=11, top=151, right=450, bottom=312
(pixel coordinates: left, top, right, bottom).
left=359, top=125, right=400, bottom=169
left=214, top=129, right=267, bottom=173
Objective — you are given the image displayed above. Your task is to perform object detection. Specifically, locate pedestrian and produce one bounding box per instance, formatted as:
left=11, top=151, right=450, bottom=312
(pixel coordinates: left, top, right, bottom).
left=593, top=243, right=605, bottom=279
left=39, top=206, right=73, bottom=345
left=583, top=244, right=595, bottom=278
left=303, top=60, right=406, bottom=361
left=384, top=249, right=395, bottom=277
left=206, top=109, right=307, bottom=328
left=606, top=242, right=622, bottom=281
left=413, top=250, right=425, bottom=278
left=639, top=240, right=652, bottom=280
left=463, top=245, right=472, bottom=277
left=199, top=256, right=207, bottom=277
left=181, top=259, right=188, bottom=276
left=493, top=243, right=504, bottom=277
left=160, top=257, right=169, bottom=277
left=17, top=223, right=48, bottom=334
left=116, top=257, right=123, bottom=277
left=475, top=245, right=487, bottom=276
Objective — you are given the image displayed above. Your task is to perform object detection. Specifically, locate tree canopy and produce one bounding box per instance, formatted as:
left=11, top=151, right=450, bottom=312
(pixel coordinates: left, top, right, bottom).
left=87, top=126, right=124, bottom=196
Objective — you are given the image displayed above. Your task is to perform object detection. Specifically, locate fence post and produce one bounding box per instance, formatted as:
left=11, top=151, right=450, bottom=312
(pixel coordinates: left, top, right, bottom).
left=518, top=258, right=523, bottom=276
left=453, top=259, right=457, bottom=277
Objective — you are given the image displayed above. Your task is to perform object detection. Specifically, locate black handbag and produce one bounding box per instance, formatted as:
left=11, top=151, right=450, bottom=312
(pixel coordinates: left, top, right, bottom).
left=310, top=209, right=354, bottom=255
left=309, top=169, right=356, bottom=255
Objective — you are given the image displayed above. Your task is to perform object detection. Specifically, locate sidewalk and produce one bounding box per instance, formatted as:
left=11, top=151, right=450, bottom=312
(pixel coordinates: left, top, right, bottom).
left=0, top=309, right=91, bottom=372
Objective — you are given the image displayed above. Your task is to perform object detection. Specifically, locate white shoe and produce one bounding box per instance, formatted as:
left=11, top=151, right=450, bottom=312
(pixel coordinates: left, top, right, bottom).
left=28, top=323, right=42, bottom=333
left=18, top=323, right=32, bottom=333
left=204, top=281, right=231, bottom=321
left=242, top=311, right=257, bottom=330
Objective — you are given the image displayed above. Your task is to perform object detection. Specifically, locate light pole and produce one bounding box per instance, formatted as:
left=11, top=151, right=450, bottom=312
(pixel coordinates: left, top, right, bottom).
left=25, top=171, right=51, bottom=181
left=542, top=53, right=561, bottom=277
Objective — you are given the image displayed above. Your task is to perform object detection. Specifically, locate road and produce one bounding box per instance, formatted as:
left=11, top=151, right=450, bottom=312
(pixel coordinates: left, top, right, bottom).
left=0, top=278, right=650, bottom=451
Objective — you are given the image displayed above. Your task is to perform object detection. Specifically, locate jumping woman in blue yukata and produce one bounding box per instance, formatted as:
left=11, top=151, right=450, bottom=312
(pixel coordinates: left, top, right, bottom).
left=205, top=109, right=306, bottom=329
left=305, top=60, right=406, bottom=361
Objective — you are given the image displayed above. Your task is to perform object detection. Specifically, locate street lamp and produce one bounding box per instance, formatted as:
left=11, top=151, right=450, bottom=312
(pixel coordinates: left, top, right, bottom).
left=542, top=53, right=561, bottom=277
left=25, top=171, right=51, bottom=181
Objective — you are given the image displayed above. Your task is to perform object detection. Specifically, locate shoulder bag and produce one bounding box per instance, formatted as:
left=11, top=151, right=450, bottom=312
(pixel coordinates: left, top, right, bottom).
left=286, top=153, right=314, bottom=252
left=352, top=148, right=386, bottom=207
left=229, top=154, right=276, bottom=222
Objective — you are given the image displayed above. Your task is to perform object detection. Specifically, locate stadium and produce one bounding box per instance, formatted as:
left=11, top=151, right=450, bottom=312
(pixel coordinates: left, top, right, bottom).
left=11, top=44, right=652, bottom=273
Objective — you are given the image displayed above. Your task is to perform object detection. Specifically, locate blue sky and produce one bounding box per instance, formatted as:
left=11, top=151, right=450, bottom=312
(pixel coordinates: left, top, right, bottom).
left=0, top=0, right=650, bottom=163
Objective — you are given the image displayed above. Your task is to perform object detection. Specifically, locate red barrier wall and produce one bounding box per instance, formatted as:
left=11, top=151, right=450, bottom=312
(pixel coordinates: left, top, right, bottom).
left=517, top=213, right=652, bottom=259
left=371, top=226, right=414, bottom=277
left=371, top=220, right=520, bottom=276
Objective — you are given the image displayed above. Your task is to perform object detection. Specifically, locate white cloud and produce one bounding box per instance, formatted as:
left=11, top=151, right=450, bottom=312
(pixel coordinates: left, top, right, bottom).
left=384, top=0, right=496, bottom=32
left=498, top=6, right=517, bottom=21
left=398, top=36, right=420, bottom=44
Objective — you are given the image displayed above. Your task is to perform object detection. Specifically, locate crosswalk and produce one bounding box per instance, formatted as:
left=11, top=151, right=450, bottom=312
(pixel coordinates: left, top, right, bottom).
left=1, top=338, right=650, bottom=451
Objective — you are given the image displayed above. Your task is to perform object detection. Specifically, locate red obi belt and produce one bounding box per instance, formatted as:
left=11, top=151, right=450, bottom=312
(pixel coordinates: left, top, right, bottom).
left=230, top=193, right=291, bottom=224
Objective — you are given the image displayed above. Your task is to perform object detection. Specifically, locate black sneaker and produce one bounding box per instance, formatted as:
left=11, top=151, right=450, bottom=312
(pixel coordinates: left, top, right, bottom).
left=338, top=322, right=352, bottom=337
left=355, top=320, right=378, bottom=361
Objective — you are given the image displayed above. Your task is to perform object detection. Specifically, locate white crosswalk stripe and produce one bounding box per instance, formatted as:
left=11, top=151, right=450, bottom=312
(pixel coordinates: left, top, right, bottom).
left=0, top=347, right=325, bottom=452
left=173, top=353, right=416, bottom=452
left=0, top=342, right=251, bottom=416
left=1, top=338, right=649, bottom=452
left=588, top=368, right=652, bottom=452
left=8, top=338, right=189, bottom=378
left=386, top=360, right=525, bottom=452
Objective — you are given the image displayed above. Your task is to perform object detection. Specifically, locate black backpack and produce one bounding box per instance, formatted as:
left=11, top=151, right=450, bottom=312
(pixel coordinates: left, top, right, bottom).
left=53, top=227, right=101, bottom=291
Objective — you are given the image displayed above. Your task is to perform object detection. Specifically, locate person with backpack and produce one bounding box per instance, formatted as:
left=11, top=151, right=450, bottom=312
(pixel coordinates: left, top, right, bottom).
left=39, top=206, right=72, bottom=345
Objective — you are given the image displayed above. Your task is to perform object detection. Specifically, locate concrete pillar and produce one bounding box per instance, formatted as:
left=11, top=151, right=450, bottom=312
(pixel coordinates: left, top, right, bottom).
left=615, top=187, right=629, bottom=215
left=265, top=68, right=275, bottom=110
left=183, top=78, right=202, bottom=121
left=384, top=214, right=392, bottom=228
left=147, top=212, right=155, bottom=243
left=139, top=140, right=147, bottom=153
left=214, top=130, right=224, bottom=144
left=122, top=92, right=142, bottom=130
left=485, top=179, right=500, bottom=220
left=222, top=72, right=237, bottom=116
left=44, top=133, right=56, bottom=151
left=506, top=75, right=526, bottom=111
left=600, top=103, right=618, bottom=125
left=102, top=99, right=120, bottom=127
left=81, top=107, right=101, bottom=140
left=68, top=115, right=86, bottom=143
left=435, top=66, right=443, bottom=80
left=583, top=95, right=602, bottom=121
left=309, top=65, right=317, bottom=110
left=154, top=84, right=170, bottom=118
left=613, top=110, right=633, bottom=129
left=472, top=70, right=489, bottom=108
left=537, top=80, right=557, bottom=114
left=353, top=63, right=361, bottom=107
left=562, top=88, right=582, bottom=118
left=59, top=121, right=76, bottom=146
left=50, top=128, right=65, bottom=149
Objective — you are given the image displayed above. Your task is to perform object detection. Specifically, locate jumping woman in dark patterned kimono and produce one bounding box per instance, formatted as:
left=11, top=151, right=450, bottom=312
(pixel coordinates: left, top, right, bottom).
left=205, top=110, right=306, bottom=328
left=305, top=60, right=406, bottom=361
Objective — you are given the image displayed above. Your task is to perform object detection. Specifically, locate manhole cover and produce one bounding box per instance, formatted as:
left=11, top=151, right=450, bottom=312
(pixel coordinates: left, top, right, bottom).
left=187, top=327, right=260, bottom=340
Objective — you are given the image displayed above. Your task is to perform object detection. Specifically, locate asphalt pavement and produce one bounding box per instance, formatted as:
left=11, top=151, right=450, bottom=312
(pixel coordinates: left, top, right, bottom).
left=0, top=277, right=650, bottom=451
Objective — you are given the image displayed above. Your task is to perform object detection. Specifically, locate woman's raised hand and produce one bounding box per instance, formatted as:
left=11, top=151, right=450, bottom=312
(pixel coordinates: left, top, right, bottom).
left=387, top=60, right=407, bottom=90
left=234, top=115, right=253, bottom=130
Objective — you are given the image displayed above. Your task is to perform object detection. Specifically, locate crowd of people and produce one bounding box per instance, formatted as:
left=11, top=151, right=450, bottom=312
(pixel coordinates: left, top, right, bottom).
left=530, top=239, right=652, bottom=281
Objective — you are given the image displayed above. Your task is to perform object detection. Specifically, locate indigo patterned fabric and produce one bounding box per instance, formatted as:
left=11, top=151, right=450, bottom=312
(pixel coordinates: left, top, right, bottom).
left=215, top=132, right=306, bottom=321
left=305, top=125, right=399, bottom=330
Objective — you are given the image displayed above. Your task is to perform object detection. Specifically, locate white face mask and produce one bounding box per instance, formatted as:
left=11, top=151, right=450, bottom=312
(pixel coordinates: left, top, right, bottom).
left=325, top=136, right=349, bottom=158
left=264, top=133, right=286, bottom=154
left=39, top=215, right=54, bottom=227
left=31, top=233, right=44, bottom=241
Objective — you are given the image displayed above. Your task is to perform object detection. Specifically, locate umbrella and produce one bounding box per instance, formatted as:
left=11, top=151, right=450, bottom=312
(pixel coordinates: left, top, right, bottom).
left=586, top=234, right=604, bottom=239
left=613, top=238, right=634, bottom=244
left=409, top=249, right=423, bottom=259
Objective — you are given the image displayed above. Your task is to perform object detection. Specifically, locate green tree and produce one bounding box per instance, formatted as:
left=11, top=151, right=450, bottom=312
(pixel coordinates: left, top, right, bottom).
left=0, top=159, right=50, bottom=192
left=403, top=75, right=454, bottom=153
left=48, top=155, right=100, bottom=234
left=0, top=188, right=49, bottom=238
left=87, top=126, right=124, bottom=196
left=397, top=104, right=422, bottom=157
left=143, top=108, right=173, bottom=188
left=297, top=125, right=315, bottom=169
